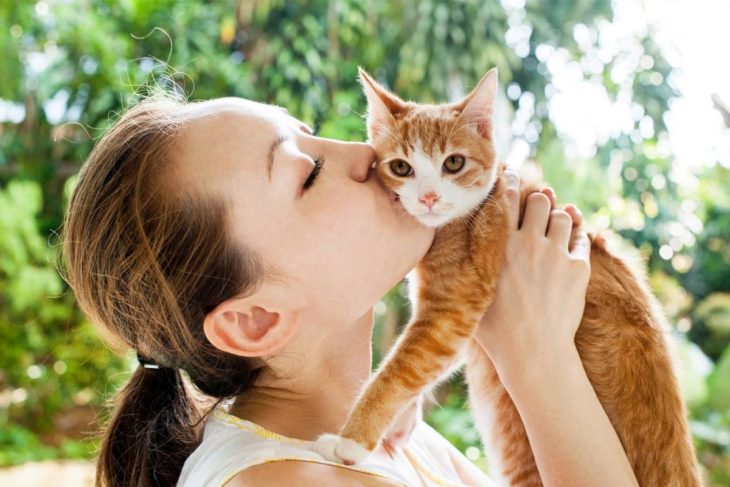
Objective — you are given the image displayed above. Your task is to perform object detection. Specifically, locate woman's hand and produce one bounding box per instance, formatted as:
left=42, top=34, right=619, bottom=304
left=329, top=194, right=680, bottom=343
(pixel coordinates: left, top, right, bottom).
left=473, top=169, right=590, bottom=381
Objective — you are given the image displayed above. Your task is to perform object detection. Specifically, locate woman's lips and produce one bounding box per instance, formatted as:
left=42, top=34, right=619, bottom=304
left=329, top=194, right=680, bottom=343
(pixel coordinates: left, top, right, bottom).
left=369, top=167, right=400, bottom=201
left=369, top=167, right=401, bottom=209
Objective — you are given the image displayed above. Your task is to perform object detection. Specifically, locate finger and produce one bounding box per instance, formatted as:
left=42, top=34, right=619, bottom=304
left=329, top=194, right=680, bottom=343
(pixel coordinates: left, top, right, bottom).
left=503, top=169, right=521, bottom=230
left=569, top=231, right=591, bottom=263
left=521, top=192, right=552, bottom=235
left=540, top=187, right=556, bottom=208
left=563, top=204, right=583, bottom=227
left=546, top=209, right=573, bottom=248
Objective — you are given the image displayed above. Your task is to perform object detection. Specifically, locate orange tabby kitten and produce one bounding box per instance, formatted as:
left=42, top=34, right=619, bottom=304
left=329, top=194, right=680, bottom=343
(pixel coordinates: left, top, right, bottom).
left=315, top=67, right=702, bottom=486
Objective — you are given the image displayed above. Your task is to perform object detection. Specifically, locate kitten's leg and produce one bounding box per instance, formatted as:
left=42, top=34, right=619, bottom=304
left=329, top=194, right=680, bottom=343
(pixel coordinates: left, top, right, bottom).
left=381, top=394, right=423, bottom=457
left=315, top=309, right=482, bottom=464
left=465, top=341, right=542, bottom=487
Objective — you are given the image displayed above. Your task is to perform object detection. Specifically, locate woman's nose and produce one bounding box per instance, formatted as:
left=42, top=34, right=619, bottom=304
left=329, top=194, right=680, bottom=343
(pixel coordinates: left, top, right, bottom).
left=326, top=140, right=377, bottom=183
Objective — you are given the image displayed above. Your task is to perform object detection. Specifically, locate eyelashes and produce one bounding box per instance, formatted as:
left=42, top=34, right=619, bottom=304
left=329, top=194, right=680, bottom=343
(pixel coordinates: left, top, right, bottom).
left=303, top=156, right=325, bottom=189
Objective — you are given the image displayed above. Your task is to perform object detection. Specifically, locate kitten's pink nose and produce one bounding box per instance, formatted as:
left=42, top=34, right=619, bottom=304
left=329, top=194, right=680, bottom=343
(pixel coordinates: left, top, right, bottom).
left=419, top=192, right=440, bottom=210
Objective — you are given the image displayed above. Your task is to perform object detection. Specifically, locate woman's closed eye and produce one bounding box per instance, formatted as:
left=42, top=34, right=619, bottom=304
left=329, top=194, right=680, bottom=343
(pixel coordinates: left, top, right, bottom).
left=303, top=156, right=325, bottom=189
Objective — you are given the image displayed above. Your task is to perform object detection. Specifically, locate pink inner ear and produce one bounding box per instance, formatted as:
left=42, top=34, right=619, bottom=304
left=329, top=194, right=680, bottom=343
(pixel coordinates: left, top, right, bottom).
left=248, top=306, right=277, bottom=340
left=460, top=101, right=494, bottom=139
left=476, top=119, right=492, bottom=139
left=369, top=121, right=382, bottom=138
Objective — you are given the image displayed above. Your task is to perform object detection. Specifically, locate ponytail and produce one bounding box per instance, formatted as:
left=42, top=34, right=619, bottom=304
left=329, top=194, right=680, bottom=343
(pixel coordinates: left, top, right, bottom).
left=96, top=365, right=200, bottom=487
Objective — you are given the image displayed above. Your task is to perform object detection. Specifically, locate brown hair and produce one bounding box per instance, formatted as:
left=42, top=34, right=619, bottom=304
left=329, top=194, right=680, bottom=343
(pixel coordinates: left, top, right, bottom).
left=61, top=95, right=264, bottom=486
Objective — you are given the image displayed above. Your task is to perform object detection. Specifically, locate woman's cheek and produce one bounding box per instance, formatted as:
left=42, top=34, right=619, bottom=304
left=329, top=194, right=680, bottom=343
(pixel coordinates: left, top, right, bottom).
left=323, top=190, right=369, bottom=231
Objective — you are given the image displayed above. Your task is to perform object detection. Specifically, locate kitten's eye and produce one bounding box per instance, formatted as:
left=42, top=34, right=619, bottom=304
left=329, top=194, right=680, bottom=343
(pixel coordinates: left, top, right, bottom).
left=443, top=154, right=466, bottom=174
left=390, top=159, right=414, bottom=177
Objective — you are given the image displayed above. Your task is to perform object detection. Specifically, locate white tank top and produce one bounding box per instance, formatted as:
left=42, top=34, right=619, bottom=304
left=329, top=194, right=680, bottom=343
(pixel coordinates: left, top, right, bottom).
left=177, top=406, right=490, bottom=486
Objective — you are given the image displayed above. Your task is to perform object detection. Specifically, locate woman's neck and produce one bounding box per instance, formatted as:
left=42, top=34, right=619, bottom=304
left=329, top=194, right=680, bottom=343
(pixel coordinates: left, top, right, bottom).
left=228, top=311, right=374, bottom=441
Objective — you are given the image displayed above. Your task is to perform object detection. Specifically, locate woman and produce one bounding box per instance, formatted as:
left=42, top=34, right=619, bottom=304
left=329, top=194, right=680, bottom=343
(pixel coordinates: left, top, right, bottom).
left=62, top=94, right=638, bottom=486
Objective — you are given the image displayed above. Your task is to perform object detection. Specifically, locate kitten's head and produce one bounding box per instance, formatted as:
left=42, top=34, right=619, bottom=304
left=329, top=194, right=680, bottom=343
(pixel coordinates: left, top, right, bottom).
left=359, top=67, right=499, bottom=228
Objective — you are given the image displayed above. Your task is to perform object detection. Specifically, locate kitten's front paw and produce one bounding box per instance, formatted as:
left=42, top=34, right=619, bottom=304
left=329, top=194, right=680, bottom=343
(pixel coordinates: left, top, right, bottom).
left=314, top=434, right=371, bottom=465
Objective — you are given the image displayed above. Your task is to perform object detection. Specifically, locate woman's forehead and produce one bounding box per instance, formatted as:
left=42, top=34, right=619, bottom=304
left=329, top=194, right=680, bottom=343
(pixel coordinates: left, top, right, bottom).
left=170, top=99, right=292, bottom=184
left=188, top=97, right=293, bottom=126
left=181, top=98, right=312, bottom=149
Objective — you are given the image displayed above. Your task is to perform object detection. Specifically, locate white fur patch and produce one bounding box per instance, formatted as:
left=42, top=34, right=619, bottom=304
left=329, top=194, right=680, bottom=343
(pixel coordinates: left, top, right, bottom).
left=394, top=141, right=496, bottom=227
left=313, top=434, right=371, bottom=465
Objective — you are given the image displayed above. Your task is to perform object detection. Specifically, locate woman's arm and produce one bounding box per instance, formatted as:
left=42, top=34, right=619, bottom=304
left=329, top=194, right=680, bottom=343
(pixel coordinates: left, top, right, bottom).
left=471, top=170, right=638, bottom=487
left=488, top=343, right=638, bottom=487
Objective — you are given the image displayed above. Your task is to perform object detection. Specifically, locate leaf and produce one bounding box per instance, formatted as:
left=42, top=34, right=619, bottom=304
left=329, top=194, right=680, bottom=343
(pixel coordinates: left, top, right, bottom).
left=708, top=344, right=730, bottom=412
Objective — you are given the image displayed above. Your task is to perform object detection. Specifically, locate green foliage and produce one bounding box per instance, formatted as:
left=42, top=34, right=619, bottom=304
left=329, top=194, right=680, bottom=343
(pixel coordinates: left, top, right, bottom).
left=708, top=346, right=730, bottom=412
left=1, top=0, right=728, bottom=481
left=0, top=424, right=93, bottom=465
left=0, top=180, right=127, bottom=466
left=674, top=334, right=712, bottom=408
left=426, top=383, right=481, bottom=452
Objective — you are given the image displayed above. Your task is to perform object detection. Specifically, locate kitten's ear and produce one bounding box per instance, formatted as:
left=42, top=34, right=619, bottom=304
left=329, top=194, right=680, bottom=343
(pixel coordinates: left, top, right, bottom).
left=358, top=67, right=406, bottom=138
left=458, top=68, right=498, bottom=139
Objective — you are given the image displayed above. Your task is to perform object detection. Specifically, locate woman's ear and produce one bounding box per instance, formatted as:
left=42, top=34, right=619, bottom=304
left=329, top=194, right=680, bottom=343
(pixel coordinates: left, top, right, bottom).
left=203, top=286, right=301, bottom=358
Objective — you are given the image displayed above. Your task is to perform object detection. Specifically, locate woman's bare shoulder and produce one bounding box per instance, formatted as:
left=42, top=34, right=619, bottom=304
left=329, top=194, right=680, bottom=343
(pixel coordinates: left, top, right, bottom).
left=224, top=460, right=403, bottom=487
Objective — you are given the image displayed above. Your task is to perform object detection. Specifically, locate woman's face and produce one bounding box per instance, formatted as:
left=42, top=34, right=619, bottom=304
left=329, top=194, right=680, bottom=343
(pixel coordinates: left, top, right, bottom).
left=172, top=98, right=434, bottom=325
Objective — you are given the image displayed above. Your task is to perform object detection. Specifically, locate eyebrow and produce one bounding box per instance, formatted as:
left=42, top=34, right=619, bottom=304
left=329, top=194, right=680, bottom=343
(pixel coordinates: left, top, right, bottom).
left=267, top=134, right=288, bottom=181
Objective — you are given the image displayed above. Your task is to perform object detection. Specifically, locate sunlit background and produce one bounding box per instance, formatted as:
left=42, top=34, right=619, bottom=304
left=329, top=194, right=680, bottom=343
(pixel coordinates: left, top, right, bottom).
left=1, top=0, right=728, bottom=485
